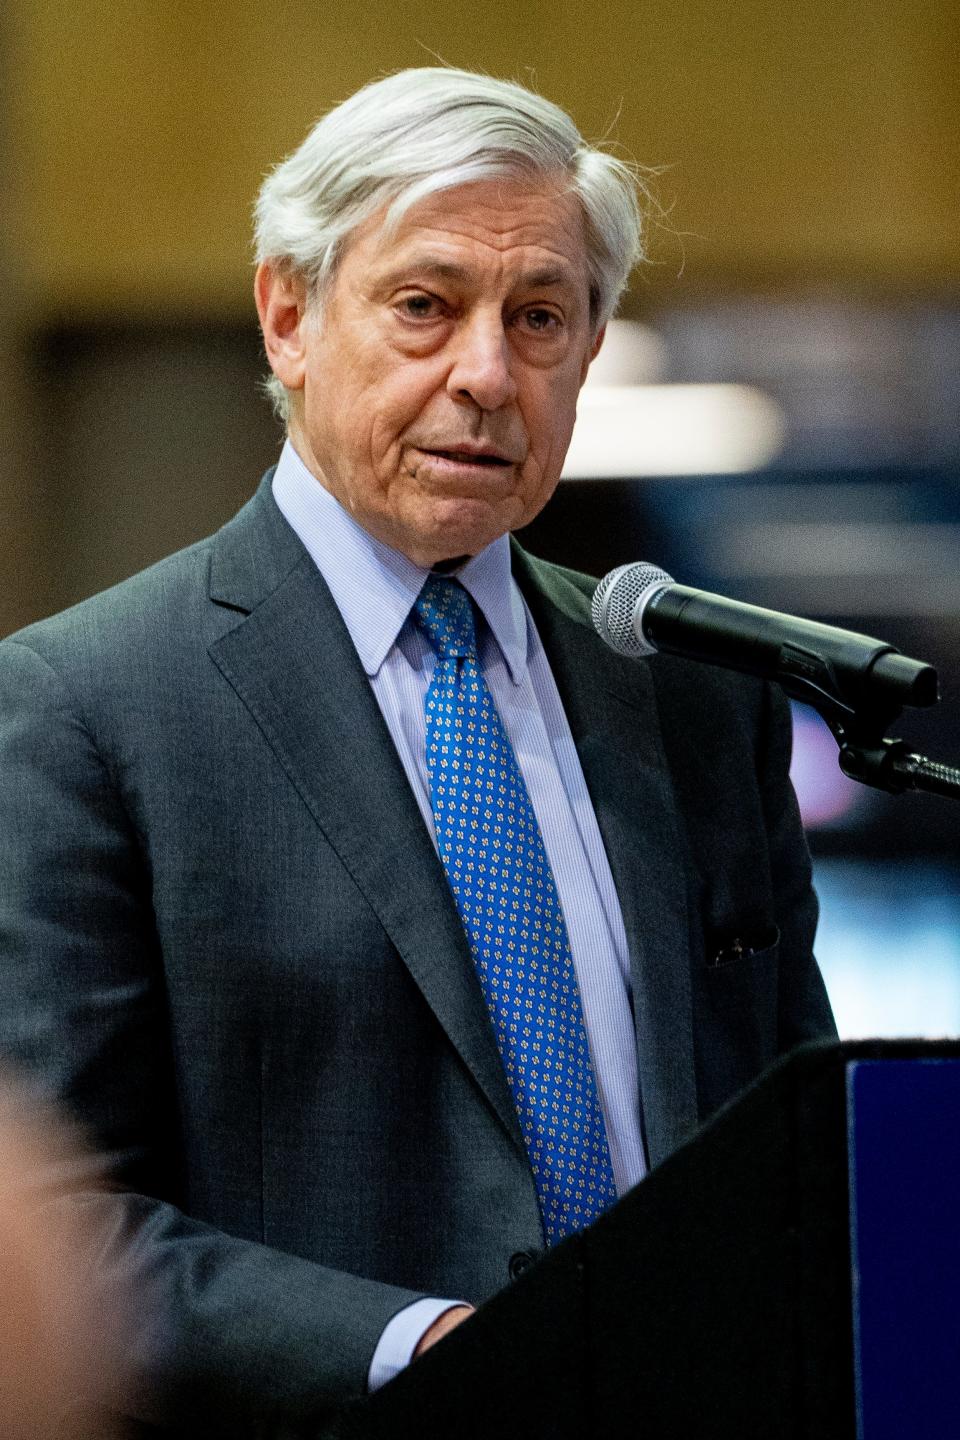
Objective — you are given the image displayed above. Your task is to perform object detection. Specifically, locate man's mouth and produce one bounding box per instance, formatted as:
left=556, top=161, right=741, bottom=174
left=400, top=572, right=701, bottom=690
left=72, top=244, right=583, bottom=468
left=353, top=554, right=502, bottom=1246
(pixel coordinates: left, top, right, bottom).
left=423, top=449, right=513, bottom=467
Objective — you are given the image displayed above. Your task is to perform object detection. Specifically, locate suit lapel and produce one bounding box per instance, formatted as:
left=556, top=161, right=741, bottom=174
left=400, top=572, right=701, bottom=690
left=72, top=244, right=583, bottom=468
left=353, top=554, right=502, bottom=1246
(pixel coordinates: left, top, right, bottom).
left=206, top=480, right=525, bottom=1152
left=513, top=546, right=699, bottom=1167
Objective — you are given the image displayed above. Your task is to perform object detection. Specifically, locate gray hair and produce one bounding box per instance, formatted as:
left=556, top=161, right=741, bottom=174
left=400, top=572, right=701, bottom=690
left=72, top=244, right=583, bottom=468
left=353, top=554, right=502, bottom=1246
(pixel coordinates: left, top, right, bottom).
left=254, top=67, right=647, bottom=421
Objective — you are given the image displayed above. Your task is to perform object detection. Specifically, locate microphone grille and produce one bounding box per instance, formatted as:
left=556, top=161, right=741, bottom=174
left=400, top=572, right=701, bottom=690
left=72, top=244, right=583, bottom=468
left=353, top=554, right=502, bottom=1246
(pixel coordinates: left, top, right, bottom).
left=592, top=562, right=674, bottom=658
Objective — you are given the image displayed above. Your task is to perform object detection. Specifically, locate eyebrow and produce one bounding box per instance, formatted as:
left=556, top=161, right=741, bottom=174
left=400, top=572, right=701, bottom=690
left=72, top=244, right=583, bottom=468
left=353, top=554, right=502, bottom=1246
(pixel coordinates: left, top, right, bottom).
left=374, top=257, right=576, bottom=293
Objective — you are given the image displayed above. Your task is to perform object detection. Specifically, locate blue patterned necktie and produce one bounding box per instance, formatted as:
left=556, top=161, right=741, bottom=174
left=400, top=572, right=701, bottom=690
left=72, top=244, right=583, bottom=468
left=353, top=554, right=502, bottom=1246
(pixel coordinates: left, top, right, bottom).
left=414, top=575, right=618, bottom=1245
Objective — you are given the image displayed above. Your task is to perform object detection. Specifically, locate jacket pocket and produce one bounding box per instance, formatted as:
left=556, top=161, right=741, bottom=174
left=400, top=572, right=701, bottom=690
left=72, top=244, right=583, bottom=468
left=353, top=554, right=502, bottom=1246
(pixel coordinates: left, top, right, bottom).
left=695, top=924, right=781, bottom=1115
left=706, top=923, right=780, bottom=970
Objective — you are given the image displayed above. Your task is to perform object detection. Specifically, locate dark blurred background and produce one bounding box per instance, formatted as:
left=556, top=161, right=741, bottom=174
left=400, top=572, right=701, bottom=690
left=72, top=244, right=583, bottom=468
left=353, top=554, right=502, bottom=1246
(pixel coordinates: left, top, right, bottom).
left=2, top=2, right=958, bottom=1037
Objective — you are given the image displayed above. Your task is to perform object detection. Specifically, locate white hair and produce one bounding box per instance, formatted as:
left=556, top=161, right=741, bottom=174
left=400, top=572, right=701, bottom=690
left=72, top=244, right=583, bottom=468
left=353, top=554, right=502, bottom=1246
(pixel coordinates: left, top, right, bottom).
left=254, top=68, right=647, bottom=421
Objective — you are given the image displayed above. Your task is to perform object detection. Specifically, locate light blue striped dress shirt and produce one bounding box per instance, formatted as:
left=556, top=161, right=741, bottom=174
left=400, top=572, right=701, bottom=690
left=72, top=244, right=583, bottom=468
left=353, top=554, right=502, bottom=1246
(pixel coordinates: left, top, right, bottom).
left=271, top=440, right=646, bottom=1387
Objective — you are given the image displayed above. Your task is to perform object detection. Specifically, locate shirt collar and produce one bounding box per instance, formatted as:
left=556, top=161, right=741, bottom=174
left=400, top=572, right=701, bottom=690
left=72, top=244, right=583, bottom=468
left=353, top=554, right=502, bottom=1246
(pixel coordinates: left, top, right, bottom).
left=271, top=439, right=528, bottom=684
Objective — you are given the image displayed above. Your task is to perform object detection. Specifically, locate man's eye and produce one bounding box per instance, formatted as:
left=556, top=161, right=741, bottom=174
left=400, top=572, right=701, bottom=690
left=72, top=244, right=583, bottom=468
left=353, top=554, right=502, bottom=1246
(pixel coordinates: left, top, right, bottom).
left=521, top=308, right=561, bottom=332
left=398, top=295, right=440, bottom=320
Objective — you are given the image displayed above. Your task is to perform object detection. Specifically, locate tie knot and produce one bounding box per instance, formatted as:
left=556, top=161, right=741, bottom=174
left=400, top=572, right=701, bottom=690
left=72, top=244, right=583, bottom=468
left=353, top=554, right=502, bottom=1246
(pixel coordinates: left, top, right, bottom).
left=414, top=577, right=477, bottom=660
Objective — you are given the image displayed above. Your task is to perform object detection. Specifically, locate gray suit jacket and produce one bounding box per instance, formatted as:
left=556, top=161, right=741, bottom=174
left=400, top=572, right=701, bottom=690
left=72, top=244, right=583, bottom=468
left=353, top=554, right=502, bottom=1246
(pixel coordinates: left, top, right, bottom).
left=0, top=474, right=834, bottom=1433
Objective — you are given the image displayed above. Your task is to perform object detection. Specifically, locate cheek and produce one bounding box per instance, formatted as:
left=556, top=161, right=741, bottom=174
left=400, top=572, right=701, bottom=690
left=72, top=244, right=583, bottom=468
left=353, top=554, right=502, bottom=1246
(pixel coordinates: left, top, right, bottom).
left=522, top=380, right=580, bottom=482
left=366, top=371, right=443, bottom=468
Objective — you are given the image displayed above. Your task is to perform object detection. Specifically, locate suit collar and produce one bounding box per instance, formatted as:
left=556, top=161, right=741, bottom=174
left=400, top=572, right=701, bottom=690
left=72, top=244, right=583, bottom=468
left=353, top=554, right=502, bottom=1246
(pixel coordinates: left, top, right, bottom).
left=208, top=468, right=307, bottom=614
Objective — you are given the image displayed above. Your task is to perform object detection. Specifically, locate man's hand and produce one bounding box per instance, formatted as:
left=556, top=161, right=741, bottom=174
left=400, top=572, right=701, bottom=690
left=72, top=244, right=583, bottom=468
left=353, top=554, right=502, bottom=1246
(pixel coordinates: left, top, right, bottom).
left=412, top=1304, right=475, bottom=1359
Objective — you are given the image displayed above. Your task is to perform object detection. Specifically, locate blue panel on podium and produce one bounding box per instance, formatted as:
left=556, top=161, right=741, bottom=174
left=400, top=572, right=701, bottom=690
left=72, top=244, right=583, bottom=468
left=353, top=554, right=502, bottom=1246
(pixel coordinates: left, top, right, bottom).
left=847, top=1059, right=960, bottom=1440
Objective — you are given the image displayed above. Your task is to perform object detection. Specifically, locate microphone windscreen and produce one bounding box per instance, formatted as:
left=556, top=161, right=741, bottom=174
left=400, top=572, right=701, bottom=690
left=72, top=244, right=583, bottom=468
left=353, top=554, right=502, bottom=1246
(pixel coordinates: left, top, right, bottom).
left=592, top=562, right=674, bottom=658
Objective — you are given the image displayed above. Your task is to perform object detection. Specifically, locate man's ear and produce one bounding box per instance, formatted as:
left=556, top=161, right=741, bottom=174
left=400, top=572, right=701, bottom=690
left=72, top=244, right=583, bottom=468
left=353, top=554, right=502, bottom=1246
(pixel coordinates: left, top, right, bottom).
left=580, top=323, right=606, bottom=387
left=254, top=262, right=308, bottom=393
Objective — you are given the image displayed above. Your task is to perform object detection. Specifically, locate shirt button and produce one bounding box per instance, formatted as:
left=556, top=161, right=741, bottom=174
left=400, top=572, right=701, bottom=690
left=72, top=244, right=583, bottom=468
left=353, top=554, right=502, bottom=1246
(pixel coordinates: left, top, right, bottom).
left=508, top=1249, right=538, bottom=1281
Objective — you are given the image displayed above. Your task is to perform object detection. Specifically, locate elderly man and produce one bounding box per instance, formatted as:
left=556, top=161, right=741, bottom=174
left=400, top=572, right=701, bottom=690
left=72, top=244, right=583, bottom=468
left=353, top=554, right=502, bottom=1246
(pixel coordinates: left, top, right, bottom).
left=0, top=68, right=834, bottom=1434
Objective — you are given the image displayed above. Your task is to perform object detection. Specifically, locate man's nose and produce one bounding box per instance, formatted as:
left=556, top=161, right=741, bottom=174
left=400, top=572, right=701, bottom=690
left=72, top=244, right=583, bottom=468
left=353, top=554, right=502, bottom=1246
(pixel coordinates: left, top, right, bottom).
left=446, top=315, right=518, bottom=411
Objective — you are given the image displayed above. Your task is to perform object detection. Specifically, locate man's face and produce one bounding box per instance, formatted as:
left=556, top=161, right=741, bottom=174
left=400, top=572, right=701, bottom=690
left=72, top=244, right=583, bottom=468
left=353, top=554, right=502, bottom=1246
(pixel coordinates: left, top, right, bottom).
left=258, top=176, right=603, bottom=567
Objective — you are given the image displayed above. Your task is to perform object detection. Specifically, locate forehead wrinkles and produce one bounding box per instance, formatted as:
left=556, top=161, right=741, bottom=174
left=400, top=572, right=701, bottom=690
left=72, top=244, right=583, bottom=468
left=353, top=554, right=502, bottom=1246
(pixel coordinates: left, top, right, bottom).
left=362, top=182, right=589, bottom=288
left=379, top=239, right=581, bottom=292
left=412, top=193, right=582, bottom=249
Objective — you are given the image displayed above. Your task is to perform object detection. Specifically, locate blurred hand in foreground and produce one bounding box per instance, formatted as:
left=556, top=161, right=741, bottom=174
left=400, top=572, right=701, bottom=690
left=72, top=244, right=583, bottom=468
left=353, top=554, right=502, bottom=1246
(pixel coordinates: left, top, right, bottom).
left=0, top=1077, right=124, bottom=1439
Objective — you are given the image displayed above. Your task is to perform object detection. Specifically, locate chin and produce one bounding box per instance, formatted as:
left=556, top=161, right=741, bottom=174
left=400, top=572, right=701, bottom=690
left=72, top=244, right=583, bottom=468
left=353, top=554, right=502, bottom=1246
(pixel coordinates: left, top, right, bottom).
left=411, top=498, right=520, bottom=566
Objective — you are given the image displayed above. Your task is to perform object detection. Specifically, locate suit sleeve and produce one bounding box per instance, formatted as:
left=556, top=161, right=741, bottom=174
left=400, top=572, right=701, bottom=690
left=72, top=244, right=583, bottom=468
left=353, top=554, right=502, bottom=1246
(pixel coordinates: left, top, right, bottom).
left=0, top=637, right=424, bottom=1434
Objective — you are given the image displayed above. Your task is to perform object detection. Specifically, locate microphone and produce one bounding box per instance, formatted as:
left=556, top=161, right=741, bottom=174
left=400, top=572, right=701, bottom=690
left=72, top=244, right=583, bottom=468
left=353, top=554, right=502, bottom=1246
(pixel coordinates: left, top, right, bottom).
left=591, top=562, right=939, bottom=716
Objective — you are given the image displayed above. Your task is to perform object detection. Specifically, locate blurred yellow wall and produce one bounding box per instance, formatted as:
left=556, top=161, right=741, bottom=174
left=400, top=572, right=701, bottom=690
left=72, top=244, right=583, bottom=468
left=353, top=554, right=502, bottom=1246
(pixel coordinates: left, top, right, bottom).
left=9, top=0, right=960, bottom=320
left=3, top=1, right=958, bottom=638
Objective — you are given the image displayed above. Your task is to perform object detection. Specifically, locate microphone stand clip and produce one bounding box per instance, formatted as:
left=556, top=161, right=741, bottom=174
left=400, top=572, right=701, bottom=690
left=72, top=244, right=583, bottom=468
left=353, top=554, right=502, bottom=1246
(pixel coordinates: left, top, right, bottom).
left=805, top=695, right=960, bottom=803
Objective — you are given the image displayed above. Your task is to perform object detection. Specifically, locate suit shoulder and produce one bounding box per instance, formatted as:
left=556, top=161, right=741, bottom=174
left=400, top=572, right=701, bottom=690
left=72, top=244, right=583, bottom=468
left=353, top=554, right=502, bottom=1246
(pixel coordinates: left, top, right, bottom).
left=511, top=541, right=771, bottom=718
left=509, top=542, right=596, bottom=622
left=4, top=534, right=217, bottom=669
left=651, top=647, right=767, bottom=706
left=2, top=472, right=288, bottom=675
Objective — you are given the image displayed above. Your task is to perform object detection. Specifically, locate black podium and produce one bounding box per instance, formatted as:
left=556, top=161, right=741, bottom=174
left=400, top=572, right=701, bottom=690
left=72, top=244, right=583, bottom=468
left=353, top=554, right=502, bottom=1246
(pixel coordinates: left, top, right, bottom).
left=325, top=1039, right=960, bottom=1440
